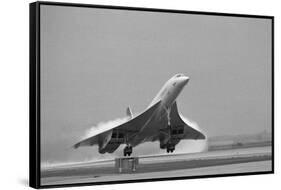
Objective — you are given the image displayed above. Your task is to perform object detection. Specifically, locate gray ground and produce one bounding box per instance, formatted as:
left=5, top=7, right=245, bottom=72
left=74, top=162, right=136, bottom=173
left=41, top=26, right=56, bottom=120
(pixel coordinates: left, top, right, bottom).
left=41, top=146, right=272, bottom=186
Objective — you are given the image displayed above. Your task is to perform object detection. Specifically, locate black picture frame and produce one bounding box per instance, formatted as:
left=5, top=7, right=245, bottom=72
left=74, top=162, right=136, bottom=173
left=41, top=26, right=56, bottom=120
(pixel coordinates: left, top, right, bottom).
left=29, top=1, right=274, bottom=189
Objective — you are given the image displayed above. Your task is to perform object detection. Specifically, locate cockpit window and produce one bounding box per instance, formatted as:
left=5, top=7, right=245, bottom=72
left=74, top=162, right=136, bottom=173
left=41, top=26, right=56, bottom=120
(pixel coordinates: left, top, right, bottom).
left=175, top=74, right=183, bottom=78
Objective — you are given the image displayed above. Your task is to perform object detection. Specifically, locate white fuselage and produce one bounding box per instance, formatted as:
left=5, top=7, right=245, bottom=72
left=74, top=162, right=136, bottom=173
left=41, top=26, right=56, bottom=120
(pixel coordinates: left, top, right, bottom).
left=149, top=74, right=189, bottom=111
left=130, top=74, right=189, bottom=146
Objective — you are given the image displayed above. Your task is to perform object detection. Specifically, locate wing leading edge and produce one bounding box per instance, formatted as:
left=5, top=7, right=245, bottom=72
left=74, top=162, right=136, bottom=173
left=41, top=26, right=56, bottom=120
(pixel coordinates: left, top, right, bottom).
left=73, top=101, right=161, bottom=149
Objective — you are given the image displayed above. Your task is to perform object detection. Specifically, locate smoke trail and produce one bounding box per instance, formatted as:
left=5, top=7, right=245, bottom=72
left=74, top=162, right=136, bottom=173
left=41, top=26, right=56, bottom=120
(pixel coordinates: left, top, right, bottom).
left=81, top=117, right=129, bottom=140
left=176, top=115, right=208, bottom=153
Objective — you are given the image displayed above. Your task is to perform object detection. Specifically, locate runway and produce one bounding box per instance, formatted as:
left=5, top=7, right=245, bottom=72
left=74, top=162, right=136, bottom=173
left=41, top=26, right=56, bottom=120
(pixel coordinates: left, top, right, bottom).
left=41, top=146, right=272, bottom=186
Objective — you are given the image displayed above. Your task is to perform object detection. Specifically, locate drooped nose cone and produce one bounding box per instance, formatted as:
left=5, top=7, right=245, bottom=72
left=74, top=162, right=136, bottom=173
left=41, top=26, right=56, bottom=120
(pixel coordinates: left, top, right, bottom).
left=182, top=76, right=189, bottom=85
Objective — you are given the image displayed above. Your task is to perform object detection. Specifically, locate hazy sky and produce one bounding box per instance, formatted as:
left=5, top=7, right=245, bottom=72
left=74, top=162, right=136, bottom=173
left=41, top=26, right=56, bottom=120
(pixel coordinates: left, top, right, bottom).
left=40, top=5, right=272, bottom=163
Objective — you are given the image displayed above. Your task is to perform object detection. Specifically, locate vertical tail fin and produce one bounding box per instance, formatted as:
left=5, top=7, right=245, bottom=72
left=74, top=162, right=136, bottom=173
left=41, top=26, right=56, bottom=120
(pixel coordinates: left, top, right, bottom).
left=126, top=107, right=133, bottom=119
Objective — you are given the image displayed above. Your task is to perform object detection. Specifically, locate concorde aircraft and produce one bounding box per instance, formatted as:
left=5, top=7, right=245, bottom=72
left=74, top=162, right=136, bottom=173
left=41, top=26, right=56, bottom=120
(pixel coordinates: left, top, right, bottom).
left=73, top=74, right=206, bottom=156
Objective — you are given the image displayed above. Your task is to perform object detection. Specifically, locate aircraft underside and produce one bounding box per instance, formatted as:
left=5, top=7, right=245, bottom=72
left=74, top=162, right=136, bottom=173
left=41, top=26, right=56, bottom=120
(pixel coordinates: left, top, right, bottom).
left=98, top=106, right=185, bottom=156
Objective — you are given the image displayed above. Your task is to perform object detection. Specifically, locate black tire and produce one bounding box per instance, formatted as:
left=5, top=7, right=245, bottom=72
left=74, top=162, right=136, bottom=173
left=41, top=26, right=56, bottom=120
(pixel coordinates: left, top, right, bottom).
left=123, top=149, right=127, bottom=156
left=124, top=146, right=132, bottom=156
left=129, top=146, right=132, bottom=156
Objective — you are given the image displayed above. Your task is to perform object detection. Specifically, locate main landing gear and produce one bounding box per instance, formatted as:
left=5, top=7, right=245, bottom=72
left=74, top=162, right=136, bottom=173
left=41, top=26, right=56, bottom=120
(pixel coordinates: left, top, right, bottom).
left=166, top=143, right=175, bottom=153
left=123, top=145, right=132, bottom=156
left=166, top=122, right=175, bottom=153
left=123, top=133, right=133, bottom=156
left=165, top=107, right=175, bottom=153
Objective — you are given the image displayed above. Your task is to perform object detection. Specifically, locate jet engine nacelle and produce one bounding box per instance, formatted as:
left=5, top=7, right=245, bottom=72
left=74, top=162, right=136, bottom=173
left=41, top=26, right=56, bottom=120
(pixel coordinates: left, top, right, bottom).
left=159, top=126, right=185, bottom=149
left=98, top=130, right=113, bottom=153
left=98, top=130, right=125, bottom=154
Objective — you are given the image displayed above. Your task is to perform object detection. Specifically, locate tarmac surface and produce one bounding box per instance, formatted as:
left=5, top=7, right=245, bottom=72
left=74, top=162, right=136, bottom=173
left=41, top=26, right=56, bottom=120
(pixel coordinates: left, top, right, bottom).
left=41, top=146, right=272, bottom=186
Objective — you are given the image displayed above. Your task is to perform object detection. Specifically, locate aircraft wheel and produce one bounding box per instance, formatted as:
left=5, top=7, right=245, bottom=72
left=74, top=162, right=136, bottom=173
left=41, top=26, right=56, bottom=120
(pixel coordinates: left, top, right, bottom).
left=124, top=145, right=133, bottom=156
left=166, top=144, right=175, bottom=153
left=123, top=147, right=127, bottom=156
